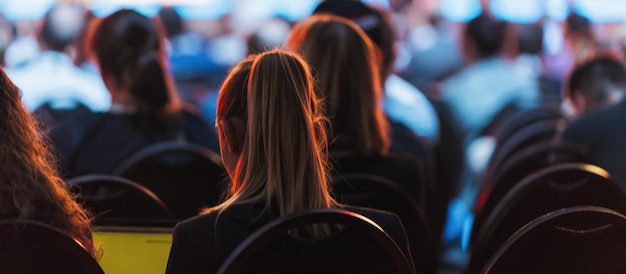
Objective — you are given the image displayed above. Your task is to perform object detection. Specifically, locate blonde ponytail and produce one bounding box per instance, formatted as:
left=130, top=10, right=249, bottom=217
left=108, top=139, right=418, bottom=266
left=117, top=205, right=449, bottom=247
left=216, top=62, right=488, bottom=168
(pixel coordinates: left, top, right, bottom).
left=209, top=50, right=337, bottom=223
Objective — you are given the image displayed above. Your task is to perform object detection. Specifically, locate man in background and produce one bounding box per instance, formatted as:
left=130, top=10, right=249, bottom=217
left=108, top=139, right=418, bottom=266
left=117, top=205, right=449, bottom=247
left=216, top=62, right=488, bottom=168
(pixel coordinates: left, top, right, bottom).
left=5, top=3, right=110, bottom=114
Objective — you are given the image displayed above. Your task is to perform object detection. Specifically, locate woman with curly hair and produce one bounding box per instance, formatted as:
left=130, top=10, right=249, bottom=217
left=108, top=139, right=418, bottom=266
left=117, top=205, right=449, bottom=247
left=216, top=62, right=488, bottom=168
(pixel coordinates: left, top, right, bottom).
left=0, top=67, right=95, bottom=256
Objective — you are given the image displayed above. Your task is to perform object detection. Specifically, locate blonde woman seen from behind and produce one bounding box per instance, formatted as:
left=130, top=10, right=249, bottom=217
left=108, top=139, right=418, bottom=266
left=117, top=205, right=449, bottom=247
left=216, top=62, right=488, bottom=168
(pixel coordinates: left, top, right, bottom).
left=165, top=50, right=412, bottom=273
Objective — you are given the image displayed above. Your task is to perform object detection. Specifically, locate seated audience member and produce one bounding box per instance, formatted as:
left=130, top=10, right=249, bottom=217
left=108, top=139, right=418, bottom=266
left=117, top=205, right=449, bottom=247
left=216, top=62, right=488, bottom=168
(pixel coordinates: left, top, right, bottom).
left=49, top=10, right=219, bottom=178
left=441, top=12, right=539, bottom=140
left=5, top=3, right=110, bottom=113
left=284, top=14, right=425, bottom=201
left=562, top=52, right=626, bottom=118
left=560, top=53, right=626, bottom=186
left=313, top=0, right=441, bottom=145
left=165, top=51, right=412, bottom=273
left=0, top=67, right=96, bottom=257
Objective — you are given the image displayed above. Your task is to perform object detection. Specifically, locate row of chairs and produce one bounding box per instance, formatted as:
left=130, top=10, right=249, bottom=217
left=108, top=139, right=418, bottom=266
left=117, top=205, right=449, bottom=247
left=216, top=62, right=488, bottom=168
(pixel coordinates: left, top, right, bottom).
left=66, top=141, right=438, bottom=272
left=68, top=141, right=227, bottom=223
left=68, top=172, right=436, bottom=273
left=465, top=107, right=626, bottom=273
left=481, top=206, right=626, bottom=274
left=6, top=205, right=625, bottom=274
left=0, top=208, right=419, bottom=274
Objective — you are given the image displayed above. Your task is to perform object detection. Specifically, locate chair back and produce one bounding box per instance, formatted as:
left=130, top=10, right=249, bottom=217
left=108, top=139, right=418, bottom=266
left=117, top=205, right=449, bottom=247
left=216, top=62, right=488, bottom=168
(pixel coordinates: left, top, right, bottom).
left=68, top=174, right=173, bottom=224
left=0, top=220, right=104, bottom=274
left=482, top=206, right=626, bottom=274
left=217, top=208, right=415, bottom=274
left=491, top=107, right=562, bottom=149
left=111, top=141, right=227, bottom=219
left=467, top=163, right=626, bottom=273
left=486, top=118, right=565, bottom=174
left=471, top=141, right=588, bottom=245
left=331, top=173, right=437, bottom=274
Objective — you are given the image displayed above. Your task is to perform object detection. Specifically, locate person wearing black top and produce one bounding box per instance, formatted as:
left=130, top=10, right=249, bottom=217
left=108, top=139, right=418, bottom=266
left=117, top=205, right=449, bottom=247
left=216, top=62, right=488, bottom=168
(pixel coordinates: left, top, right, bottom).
left=48, top=10, right=218, bottom=178
left=166, top=51, right=412, bottom=273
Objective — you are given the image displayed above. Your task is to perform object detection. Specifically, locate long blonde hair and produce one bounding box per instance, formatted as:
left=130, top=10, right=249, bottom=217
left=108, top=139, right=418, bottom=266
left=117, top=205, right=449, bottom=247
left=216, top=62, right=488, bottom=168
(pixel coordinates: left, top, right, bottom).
left=0, top=68, right=95, bottom=256
left=285, top=14, right=390, bottom=155
left=209, top=50, right=337, bottom=218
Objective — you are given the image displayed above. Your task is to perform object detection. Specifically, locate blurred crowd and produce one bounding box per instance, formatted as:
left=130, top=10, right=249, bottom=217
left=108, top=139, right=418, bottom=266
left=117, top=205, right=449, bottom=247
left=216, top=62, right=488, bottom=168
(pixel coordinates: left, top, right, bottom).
left=3, top=0, right=626, bottom=272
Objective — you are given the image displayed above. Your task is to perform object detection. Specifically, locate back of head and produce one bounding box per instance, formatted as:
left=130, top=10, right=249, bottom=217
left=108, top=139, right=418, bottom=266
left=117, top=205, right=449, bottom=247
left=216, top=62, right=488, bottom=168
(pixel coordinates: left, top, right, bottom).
left=566, top=52, right=626, bottom=114
left=465, top=13, right=506, bottom=59
left=566, top=11, right=592, bottom=38
left=518, top=23, right=544, bottom=55
left=0, top=68, right=94, bottom=256
left=285, top=14, right=390, bottom=155
left=90, top=9, right=180, bottom=135
left=39, top=4, right=85, bottom=52
left=157, top=6, right=184, bottom=39
left=312, top=0, right=396, bottom=79
left=215, top=50, right=334, bottom=217
left=246, top=18, right=292, bottom=55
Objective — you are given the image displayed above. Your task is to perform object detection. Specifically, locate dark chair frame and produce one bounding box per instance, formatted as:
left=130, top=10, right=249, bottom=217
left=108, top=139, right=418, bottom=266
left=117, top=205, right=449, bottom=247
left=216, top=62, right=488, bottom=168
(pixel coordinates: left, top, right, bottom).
left=111, top=141, right=227, bottom=219
left=482, top=206, right=626, bottom=274
left=486, top=118, right=564, bottom=175
left=217, top=208, right=415, bottom=274
left=112, top=141, right=223, bottom=173
left=68, top=174, right=174, bottom=226
left=471, top=141, right=588, bottom=246
left=467, top=163, right=626, bottom=273
left=331, top=173, right=437, bottom=274
left=0, top=220, right=105, bottom=274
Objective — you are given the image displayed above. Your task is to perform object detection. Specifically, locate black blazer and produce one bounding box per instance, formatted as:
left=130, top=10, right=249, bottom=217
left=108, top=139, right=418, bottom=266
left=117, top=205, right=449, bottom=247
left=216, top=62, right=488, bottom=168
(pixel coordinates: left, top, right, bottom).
left=165, top=203, right=412, bottom=274
left=561, top=100, right=626, bottom=187
left=49, top=106, right=219, bottom=178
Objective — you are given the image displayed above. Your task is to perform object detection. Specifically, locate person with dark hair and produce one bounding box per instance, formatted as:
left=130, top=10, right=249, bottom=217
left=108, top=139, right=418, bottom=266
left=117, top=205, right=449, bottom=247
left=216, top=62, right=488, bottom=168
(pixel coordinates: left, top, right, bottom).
left=0, top=14, right=14, bottom=67
left=285, top=14, right=425, bottom=201
left=517, top=23, right=544, bottom=56
left=5, top=3, right=110, bottom=113
left=157, top=6, right=228, bottom=111
left=565, top=11, right=596, bottom=63
left=562, top=51, right=626, bottom=117
left=48, top=9, right=219, bottom=178
left=71, top=10, right=97, bottom=69
left=313, top=0, right=440, bottom=144
left=560, top=53, right=626, bottom=186
left=158, top=6, right=185, bottom=40
left=441, top=12, right=539, bottom=139
left=544, top=12, right=598, bottom=84
left=512, top=23, right=560, bottom=107
left=0, top=67, right=97, bottom=258
left=166, top=50, right=412, bottom=274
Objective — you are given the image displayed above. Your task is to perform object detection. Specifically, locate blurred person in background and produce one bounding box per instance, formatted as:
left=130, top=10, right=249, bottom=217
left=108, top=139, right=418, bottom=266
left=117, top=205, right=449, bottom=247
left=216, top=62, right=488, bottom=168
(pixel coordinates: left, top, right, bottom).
left=285, top=13, right=425, bottom=203
left=543, top=11, right=598, bottom=85
left=314, top=0, right=440, bottom=145
left=5, top=3, right=110, bottom=115
left=48, top=9, right=219, bottom=178
left=0, top=14, right=14, bottom=67
left=560, top=52, right=626, bottom=187
left=561, top=51, right=626, bottom=118
left=440, top=12, right=539, bottom=141
left=285, top=14, right=435, bottom=273
left=395, top=0, right=464, bottom=97
left=158, top=6, right=228, bottom=105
